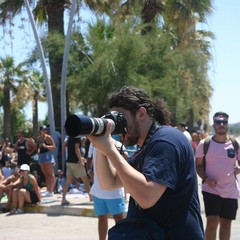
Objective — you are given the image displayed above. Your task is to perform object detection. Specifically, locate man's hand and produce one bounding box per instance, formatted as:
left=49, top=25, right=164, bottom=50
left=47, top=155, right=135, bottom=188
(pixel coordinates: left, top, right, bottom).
left=204, top=177, right=217, bottom=187
left=87, top=121, right=116, bottom=157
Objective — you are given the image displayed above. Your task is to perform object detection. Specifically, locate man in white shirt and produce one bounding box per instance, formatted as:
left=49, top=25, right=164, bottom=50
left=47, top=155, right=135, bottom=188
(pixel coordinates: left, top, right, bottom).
left=87, top=139, right=128, bottom=240
left=177, top=122, right=192, bottom=142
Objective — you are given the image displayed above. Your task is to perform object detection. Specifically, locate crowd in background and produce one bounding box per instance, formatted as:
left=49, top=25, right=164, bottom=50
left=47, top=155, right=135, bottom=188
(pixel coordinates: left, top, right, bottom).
left=0, top=122, right=206, bottom=206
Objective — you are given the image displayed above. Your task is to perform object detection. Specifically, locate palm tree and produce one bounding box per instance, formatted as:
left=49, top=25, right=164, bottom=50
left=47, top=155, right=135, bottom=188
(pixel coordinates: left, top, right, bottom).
left=0, top=0, right=69, bottom=131
left=0, top=0, right=214, bottom=129
left=15, top=70, right=46, bottom=138
left=0, top=0, right=139, bottom=129
left=0, top=56, right=29, bottom=138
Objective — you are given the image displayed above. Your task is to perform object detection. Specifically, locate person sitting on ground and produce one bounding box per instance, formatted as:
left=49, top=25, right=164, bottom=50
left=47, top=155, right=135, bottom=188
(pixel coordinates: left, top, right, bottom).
left=10, top=164, right=41, bottom=215
left=0, top=163, right=20, bottom=213
left=2, top=160, right=12, bottom=179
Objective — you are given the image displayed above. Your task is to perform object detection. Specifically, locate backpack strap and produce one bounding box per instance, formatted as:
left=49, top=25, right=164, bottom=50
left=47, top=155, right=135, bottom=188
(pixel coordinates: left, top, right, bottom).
left=203, top=136, right=212, bottom=171
left=203, top=136, right=211, bottom=155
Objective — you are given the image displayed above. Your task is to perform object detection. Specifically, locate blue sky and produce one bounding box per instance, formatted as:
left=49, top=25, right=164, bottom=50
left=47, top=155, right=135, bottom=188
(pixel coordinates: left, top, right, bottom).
left=1, top=1, right=239, bottom=124
left=207, top=1, right=240, bottom=124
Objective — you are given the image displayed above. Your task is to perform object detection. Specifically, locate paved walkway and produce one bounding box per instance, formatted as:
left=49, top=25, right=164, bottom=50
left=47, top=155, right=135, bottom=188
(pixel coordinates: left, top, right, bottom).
left=1, top=178, right=240, bottom=239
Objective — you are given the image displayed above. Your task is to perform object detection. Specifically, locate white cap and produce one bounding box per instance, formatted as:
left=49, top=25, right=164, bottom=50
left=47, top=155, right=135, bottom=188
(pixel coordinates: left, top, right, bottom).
left=20, top=164, right=30, bottom=171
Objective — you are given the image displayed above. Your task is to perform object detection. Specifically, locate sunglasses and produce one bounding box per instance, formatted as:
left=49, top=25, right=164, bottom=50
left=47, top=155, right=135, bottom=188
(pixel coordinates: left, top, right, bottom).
left=214, top=120, right=228, bottom=125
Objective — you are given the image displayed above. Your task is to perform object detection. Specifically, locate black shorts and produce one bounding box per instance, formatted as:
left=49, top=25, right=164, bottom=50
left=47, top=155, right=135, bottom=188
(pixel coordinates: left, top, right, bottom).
left=29, top=190, right=39, bottom=204
left=202, top=191, right=238, bottom=220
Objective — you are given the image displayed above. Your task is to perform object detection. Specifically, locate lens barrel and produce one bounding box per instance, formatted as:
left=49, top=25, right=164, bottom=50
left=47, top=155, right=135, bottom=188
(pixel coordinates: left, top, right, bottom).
left=65, top=111, right=127, bottom=137
left=65, top=114, right=113, bottom=137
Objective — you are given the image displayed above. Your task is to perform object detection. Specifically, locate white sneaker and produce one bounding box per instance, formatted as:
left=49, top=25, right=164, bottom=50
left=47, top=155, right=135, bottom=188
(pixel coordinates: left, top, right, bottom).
left=41, top=191, right=53, bottom=197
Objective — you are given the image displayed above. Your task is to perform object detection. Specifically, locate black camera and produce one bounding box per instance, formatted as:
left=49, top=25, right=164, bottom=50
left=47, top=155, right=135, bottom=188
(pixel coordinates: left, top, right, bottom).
left=65, top=111, right=128, bottom=137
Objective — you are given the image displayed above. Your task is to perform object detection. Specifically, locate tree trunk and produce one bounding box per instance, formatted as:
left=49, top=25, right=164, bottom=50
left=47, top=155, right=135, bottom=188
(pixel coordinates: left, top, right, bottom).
left=47, top=5, right=65, bottom=131
left=3, top=81, right=12, bottom=139
left=32, top=92, right=39, bottom=139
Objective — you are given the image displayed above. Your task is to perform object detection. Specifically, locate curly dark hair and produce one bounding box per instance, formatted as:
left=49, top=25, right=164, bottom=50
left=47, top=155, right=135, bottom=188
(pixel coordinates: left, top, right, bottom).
left=108, top=86, right=171, bottom=125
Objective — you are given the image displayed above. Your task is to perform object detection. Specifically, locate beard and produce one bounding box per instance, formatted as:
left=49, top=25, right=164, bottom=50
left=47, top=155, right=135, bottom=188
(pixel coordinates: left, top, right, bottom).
left=123, top=120, right=140, bottom=147
left=214, top=126, right=228, bottom=135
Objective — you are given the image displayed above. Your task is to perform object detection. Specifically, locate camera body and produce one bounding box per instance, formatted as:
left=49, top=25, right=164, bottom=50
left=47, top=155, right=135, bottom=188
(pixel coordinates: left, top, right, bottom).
left=65, top=111, right=128, bottom=137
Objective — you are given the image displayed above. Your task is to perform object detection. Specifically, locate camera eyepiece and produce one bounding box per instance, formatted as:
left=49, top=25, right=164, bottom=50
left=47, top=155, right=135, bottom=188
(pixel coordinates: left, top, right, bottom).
left=65, top=111, right=127, bottom=137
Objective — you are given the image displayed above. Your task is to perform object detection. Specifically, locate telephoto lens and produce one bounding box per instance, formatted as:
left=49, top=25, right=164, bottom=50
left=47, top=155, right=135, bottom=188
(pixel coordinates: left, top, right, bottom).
left=65, top=111, right=127, bottom=137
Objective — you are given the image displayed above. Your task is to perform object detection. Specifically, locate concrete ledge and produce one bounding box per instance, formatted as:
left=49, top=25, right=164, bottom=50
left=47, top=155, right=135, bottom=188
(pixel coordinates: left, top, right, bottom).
left=24, top=203, right=95, bottom=217
left=0, top=193, right=96, bottom=217
left=1, top=192, right=129, bottom=217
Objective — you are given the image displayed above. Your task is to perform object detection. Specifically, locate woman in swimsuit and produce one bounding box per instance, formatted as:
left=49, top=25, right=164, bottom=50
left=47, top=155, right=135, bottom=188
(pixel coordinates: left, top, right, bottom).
left=10, top=164, right=41, bottom=214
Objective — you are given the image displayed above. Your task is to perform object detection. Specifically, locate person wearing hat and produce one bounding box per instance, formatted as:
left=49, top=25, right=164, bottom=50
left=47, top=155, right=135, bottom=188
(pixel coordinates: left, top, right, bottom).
left=0, top=163, right=20, bottom=213
left=196, top=111, right=240, bottom=240
left=36, top=125, right=56, bottom=197
left=9, top=164, right=41, bottom=214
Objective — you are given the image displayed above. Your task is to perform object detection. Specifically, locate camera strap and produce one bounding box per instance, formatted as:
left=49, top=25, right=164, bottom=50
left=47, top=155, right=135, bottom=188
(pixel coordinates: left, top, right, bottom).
left=141, top=122, right=159, bottom=150
left=119, top=121, right=159, bottom=156
left=129, top=122, right=159, bottom=163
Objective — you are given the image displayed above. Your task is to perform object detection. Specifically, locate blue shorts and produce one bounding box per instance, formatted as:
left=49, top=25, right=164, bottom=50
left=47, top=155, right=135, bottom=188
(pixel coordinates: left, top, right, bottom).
left=38, top=152, right=55, bottom=164
left=93, top=196, right=126, bottom=216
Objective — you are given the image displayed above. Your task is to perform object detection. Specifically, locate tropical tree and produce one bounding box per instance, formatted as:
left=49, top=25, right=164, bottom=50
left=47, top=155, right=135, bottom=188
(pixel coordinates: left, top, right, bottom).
left=0, top=56, right=29, bottom=138
left=29, top=71, right=46, bottom=138
left=14, top=70, right=46, bottom=138
left=66, top=1, right=213, bottom=126
left=0, top=0, right=68, bottom=131
left=0, top=0, right=215, bottom=130
left=67, top=17, right=149, bottom=116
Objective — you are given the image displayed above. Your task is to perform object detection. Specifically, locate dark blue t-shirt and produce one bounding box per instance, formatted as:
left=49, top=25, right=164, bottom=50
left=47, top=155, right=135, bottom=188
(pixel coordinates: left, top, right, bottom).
left=127, top=125, right=204, bottom=240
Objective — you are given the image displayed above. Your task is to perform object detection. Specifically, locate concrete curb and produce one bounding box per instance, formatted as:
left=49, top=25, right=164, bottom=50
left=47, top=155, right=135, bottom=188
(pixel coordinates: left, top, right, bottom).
left=24, top=203, right=96, bottom=217
left=0, top=193, right=96, bottom=217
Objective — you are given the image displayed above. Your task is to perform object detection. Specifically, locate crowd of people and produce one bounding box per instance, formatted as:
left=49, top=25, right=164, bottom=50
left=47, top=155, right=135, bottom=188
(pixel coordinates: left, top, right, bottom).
left=0, top=86, right=239, bottom=240
left=0, top=126, right=57, bottom=214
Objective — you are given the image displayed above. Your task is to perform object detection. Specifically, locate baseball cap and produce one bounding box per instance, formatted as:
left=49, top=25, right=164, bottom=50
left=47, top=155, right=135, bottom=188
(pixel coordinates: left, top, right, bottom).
left=20, top=164, right=30, bottom=171
left=213, top=112, right=229, bottom=121
left=39, top=125, right=48, bottom=131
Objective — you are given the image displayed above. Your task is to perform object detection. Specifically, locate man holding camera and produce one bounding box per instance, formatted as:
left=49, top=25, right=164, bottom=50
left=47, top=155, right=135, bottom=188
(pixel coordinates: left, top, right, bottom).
left=196, top=112, right=240, bottom=240
left=87, top=86, right=204, bottom=240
